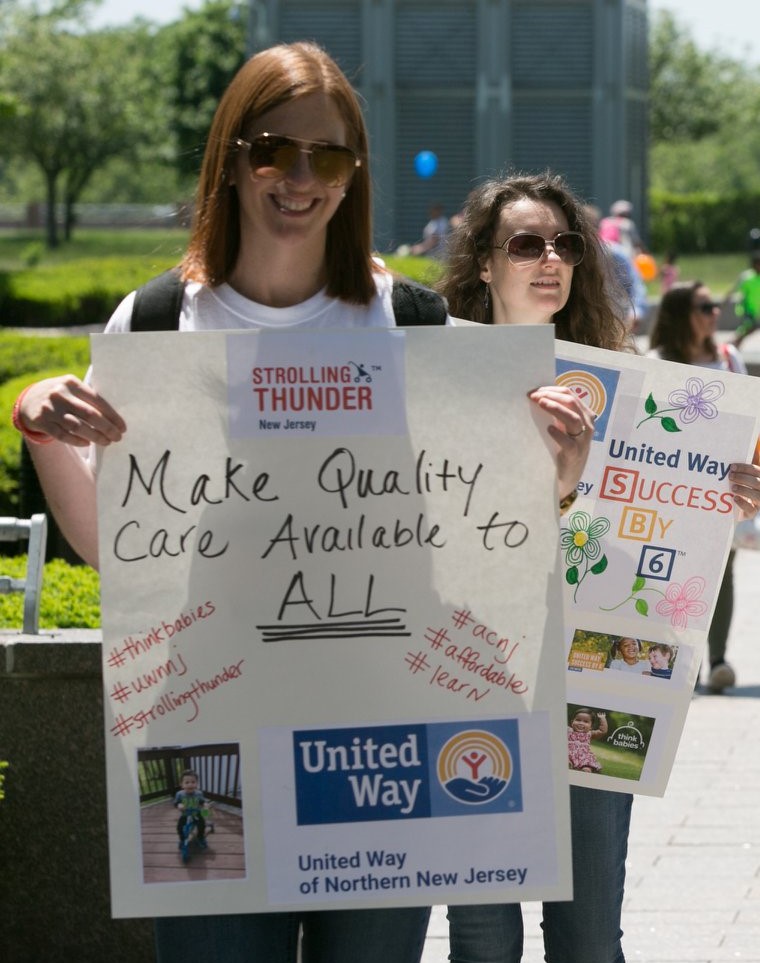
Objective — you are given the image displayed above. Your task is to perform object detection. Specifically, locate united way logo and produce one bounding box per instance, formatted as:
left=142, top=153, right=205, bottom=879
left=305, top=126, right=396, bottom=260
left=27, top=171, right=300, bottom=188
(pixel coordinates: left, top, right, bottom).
left=437, top=729, right=512, bottom=805
left=289, top=719, right=523, bottom=826
left=555, top=360, right=619, bottom=441
left=428, top=718, right=523, bottom=817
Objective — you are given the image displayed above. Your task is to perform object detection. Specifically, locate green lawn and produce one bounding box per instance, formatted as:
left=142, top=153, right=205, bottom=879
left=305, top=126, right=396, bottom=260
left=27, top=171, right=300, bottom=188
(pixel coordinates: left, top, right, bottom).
left=591, top=741, right=645, bottom=781
left=645, top=252, right=747, bottom=298
left=0, top=227, right=189, bottom=270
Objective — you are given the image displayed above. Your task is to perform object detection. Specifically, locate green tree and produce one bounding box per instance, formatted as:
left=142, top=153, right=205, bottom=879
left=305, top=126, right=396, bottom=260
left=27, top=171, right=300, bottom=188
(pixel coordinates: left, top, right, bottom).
left=649, top=10, right=760, bottom=195
left=0, top=1, right=166, bottom=246
left=162, top=1, right=248, bottom=180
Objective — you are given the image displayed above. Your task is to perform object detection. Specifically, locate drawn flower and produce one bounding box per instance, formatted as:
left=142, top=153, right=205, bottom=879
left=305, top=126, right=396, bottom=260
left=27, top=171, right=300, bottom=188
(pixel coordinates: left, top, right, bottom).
left=561, top=511, right=610, bottom=566
left=667, top=378, right=724, bottom=425
left=637, top=376, right=726, bottom=433
left=655, top=576, right=708, bottom=629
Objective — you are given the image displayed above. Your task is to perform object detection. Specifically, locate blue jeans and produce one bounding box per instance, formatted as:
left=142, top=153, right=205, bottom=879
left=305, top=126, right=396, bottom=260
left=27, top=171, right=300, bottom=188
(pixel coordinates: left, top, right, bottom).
left=447, top=786, right=632, bottom=963
left=155, top=906, right=431, bottom=963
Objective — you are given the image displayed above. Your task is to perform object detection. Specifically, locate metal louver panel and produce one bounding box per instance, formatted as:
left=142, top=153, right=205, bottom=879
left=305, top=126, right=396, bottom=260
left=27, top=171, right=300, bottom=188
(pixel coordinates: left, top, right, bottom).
left=624, top=3, right=648, bottom=88
left=394, top=98, right=476, bottom=250
left=280, top=2, right=362, bottom=81
left=396, top=3, right=476, bottom=87
left=511, top=3, right=594, bottom=89
left=512, top=102, right=593, bottom=199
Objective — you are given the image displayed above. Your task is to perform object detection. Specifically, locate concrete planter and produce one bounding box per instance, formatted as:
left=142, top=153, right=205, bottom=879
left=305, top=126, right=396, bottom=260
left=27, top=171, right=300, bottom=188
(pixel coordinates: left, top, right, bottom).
left=0, top=631, right=154, bottom=963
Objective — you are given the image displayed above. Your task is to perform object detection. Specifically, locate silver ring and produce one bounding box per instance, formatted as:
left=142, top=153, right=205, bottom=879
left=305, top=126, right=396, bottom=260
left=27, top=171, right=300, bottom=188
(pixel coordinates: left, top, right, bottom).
left=568, top=425, right=587, bottom=438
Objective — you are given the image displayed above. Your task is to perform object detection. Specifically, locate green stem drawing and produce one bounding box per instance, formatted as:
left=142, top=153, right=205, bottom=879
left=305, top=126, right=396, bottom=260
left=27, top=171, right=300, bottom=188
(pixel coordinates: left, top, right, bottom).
left=635, top=406, right=682, bottom=432
left=566, top=554, right=608, bottom=603
left=600, top=576, right=665, bottom=616
left=635, top=392, right=683, bottom=433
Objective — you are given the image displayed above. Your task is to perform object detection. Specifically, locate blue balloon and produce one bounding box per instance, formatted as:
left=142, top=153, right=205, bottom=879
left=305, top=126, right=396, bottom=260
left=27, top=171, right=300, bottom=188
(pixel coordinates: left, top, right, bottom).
left=414, top=150, right=438, bottom=179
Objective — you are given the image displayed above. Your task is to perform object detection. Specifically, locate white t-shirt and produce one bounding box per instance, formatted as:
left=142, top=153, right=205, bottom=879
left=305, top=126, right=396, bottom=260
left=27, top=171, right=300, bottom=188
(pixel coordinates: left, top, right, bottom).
left=609, top=658, right=648, bottom=674
left=103, top=272, right=398, bottom=334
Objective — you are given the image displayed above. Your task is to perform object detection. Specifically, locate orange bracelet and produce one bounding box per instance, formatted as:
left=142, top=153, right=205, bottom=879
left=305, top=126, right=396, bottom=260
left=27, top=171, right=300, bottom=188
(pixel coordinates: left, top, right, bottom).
left=11, top=385, right=54, bottom=445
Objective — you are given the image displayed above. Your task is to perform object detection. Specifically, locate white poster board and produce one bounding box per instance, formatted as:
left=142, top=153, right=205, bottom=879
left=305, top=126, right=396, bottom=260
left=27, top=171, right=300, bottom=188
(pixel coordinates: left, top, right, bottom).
left=93, top=325, right=573, bottom=918
left=557, top=343, right=760, bottom=795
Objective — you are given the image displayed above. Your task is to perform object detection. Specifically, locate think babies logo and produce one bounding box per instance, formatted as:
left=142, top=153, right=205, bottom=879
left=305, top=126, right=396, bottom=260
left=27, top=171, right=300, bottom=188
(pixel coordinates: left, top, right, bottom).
left=293, top=719, right=522, bottom=826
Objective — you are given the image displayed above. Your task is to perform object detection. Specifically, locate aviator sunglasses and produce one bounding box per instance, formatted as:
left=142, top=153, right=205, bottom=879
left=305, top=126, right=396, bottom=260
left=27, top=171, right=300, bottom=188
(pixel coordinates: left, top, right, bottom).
left=694, top=300, right=720, bottom=315
left=494, top=231, right=586, bottom=267
left=234, top=133, right=361, bottom=188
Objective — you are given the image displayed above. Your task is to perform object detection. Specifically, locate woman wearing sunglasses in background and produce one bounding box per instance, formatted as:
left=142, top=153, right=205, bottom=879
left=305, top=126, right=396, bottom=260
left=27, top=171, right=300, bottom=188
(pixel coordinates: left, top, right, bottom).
left=649, top=282, right=747, bottom=694
left=438, top=175, right=760, bottom=962
left=439, top=171, right=635, bottom=963
left=11, top=41, right=439, bottom=963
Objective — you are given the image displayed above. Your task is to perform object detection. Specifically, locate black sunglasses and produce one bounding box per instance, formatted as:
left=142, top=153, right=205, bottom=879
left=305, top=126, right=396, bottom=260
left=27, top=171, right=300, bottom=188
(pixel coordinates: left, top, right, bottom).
left=494, top=231, right=586, bottom=267
left=694, top=301, right=720, bottom=315
left=234, top=133, right=361, bottom=188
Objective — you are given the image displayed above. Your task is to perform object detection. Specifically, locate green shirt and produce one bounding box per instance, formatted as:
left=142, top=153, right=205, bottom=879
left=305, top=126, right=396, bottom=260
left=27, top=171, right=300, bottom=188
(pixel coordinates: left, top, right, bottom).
left=737, top=269, right=760, bottom=319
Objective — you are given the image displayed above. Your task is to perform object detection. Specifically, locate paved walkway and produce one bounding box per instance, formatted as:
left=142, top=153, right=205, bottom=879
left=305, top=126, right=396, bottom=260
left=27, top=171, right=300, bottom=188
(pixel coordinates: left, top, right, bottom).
left=422, top=547, right=760, bottom=962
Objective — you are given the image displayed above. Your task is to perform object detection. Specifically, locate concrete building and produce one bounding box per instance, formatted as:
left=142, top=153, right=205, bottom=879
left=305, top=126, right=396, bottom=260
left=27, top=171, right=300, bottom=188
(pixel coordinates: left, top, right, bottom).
left=250, top=0, right=649, bottom=251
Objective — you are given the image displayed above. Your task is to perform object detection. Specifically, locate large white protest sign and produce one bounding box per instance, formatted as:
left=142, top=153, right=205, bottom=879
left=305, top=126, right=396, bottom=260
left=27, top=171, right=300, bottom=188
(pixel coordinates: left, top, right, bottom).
left=93, top=325, right=572, bottom=918
left=556, top=343, right=760, bottom=795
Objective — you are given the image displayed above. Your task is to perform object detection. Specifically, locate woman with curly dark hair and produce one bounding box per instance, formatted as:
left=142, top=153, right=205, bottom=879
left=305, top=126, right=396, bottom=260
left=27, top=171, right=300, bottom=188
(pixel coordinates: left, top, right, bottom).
left=438, top=172, right=630, bottom=350
left=440, top=173, right=760, bottom=962
left=440, top=171, right=632, bottom=963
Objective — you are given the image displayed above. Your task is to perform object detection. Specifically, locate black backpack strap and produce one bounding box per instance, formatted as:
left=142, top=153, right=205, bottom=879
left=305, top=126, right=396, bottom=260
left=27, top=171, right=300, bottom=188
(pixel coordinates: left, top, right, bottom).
left=129, top=271, right=446, bottom=331
left=391, top=279, right=448, bottom=326
left=130, top=268, right=185, bottom=331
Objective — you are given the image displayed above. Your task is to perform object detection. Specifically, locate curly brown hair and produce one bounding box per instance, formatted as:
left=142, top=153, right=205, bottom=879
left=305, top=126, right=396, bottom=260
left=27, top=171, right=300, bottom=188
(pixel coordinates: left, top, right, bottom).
left=437, top=172, right=631, bottom=351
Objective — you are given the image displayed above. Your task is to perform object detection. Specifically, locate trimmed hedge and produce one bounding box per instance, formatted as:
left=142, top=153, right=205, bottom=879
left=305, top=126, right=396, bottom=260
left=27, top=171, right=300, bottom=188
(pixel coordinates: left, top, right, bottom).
left=0, top=336, right=90, bottom=515
left=0, top=331, right=90, bottom=383
left=0, top=256, right=179, bottom=327
left=650, top=191, right=760, bottom=254
left=0, top=554, right=100, bottom=629
left=0, top=252, right=438, bottom=328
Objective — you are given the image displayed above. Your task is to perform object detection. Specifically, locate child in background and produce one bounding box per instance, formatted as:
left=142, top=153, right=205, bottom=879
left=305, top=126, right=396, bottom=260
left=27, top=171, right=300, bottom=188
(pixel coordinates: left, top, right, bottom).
left=646, top=643, right=674, bottom=679
left=174, top=769, right=208, bottom=850
left=609, top=636, right=648, bottom=674
left=567, top=707, right=608, bottom=772
left=660, top=251, right=679, bottom=293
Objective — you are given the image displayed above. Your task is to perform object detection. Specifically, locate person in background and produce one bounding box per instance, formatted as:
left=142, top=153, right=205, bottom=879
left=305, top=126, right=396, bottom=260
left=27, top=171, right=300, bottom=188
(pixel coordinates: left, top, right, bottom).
left=660, top=251, right=680, bottom=294
left=437, top=175, right=760, bottom=962
left=438, top=171, right=633, bottom=963
left=173, top=770, right=209, bottom=850
left=585, top=203, right=648, bottom=333
left=648, top=280, right=751, bottom=694
left=598, top=199, right=643, bottom=259
left=724, top=248, right=760, bottom=348
left=410, top=203, right=451, bottom=258
left=646, top=643, right=674, bottom=680
left=608, top=636, right=648, bottom=674
left=567, top=707, right=608, bottom=773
